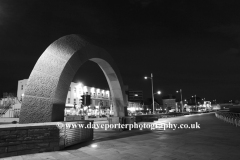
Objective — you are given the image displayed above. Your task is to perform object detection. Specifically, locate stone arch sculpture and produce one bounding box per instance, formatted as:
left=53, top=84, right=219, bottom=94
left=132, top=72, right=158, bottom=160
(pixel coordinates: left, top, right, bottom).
left=19, top=34, right=127, bottom=123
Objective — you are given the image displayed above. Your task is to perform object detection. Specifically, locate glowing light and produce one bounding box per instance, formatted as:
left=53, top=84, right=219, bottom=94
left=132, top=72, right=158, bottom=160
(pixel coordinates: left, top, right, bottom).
left=83, top=86, right=87, bottom=93
left=127, top=107, right=136, bottom=111
left=77, top=82, right=82, bottom=88
left=144, top=77, right=147, bottom=79
left=22, top=93, right=24, bottom=96
left=91, top=87, right=95, bottom=93
left=134, top=94, right=138, bottom=96
left=91, top=144, right=97, bottom=148
left=101, top=90, right=105, bottom=94
left=96, top=89, right=100, bottom=93
left=105, top=90, right=109, bottom=97
left=157, top=91, right=161, bottom=94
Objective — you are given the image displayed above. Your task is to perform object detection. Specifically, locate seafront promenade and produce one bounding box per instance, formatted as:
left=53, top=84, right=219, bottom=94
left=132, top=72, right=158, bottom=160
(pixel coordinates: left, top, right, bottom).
left=1, top=113, right=240, bottom=160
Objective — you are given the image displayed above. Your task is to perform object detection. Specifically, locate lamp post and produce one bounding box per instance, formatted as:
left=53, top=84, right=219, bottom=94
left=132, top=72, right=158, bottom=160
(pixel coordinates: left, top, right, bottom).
left=153, top=91, right=161, bottom=113
left=176, top=89, right=183, bottom=112
left=192, top=95, right=196, bottom=111
left=144, top=73, right=155, bottom=114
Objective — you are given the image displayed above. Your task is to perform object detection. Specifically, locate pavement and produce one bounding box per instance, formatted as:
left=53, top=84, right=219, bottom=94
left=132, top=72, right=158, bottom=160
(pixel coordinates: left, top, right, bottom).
left=1, top=113, right=240, bottom=160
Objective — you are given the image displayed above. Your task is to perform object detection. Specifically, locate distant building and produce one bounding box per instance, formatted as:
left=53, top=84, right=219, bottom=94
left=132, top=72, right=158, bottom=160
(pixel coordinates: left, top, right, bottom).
left=127, top=101, right=143, bottom=115
left=128, top=90, right=143, bottom=102
left=17, top=79, right=112, bottom=117
left=162, top=95, right=177, bottom=112
left=17, top=79, right=141, bottom=116
left=17, top=79, right=28, bottom=101
left=143, top=98, right=161, bottom=113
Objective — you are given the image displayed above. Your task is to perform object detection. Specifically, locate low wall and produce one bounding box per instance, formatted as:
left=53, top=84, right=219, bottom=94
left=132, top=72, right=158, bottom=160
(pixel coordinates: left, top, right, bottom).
left=0, top=120, right=93, bottom=158
left=135, top=113, right=185, bottom=122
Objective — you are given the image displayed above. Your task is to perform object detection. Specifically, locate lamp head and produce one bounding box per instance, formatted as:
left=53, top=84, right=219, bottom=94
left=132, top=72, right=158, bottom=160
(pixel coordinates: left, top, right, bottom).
left=157, top=91, right=161, bottom=95
left=144, top=77, right=147, bottom=79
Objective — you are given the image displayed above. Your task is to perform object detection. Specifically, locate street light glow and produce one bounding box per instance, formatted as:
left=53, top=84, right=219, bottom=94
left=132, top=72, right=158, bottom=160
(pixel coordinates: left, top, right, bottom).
left=91, top=144, right=98, bottom=148
left=144, top=77, right=147, bottom=79
left=157, top=91, right=161, bottom=94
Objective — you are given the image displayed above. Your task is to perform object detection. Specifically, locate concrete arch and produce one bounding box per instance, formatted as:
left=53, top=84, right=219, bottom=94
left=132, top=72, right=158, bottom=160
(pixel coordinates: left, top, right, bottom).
left=19, top=34, right=127, bottom=123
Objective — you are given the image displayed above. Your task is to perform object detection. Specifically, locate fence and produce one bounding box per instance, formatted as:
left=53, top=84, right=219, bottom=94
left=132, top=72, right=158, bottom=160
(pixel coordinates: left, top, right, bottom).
left=0, top=109, right=20, bottom=118
left=215, top=111, right=240, bottom=126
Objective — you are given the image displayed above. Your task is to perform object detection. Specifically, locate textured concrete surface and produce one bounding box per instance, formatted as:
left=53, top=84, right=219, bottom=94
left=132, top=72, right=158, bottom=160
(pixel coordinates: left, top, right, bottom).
left=8, top=113, right=240, bottom=160
left=19, top=34, right=127, bottom=123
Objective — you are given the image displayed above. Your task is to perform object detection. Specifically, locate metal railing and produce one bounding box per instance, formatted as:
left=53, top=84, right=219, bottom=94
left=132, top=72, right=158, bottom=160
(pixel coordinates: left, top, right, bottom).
left=215, top=111, right=240, bottom=127
left=0, top=107, right=20, bottom=118
left=0, top=104, right=11, bottom=117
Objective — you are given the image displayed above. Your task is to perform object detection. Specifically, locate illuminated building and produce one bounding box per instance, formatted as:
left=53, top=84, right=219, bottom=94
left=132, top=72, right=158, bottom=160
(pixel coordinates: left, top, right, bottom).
left=17, top=79, right=112, bottom=117
left=162, top=95, right=177, bottom=112
left=128, top=90, right=143, bottom=102
left=127, top=101, right=143, bottom=115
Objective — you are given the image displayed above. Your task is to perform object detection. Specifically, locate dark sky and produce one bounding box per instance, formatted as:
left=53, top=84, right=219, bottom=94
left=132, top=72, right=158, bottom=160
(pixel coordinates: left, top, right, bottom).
left=1, top=0, right=240, bottom=103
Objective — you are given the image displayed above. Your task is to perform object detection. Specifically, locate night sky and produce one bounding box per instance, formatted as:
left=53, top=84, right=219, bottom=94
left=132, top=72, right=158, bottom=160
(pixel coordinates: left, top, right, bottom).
left=1, top=0, right=240, bottom=103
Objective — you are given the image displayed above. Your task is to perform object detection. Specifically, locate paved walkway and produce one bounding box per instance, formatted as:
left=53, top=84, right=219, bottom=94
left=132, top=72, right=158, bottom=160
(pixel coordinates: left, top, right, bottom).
left=2, top=113, right=240, bottom=160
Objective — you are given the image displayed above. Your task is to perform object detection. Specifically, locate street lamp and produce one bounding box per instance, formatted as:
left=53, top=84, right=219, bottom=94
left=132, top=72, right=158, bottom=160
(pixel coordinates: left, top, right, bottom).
left=154, top=91, right=161, bottom=95
left=176, top=89, right=183, bottom=112
left=192, top=95, right=197, bottom=111
left=153, top=91, right=161, bottom=112
left=144, top=73, right=155, bottom=114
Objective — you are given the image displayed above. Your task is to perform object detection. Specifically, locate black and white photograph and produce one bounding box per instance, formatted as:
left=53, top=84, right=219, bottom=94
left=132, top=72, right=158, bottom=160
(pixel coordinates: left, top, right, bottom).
left=0, top=0, right=240, bottom=159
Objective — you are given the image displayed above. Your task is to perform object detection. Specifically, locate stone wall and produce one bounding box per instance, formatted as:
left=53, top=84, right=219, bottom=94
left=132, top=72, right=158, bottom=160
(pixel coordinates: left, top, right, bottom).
left=0, top=121, right=93, bottom=158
